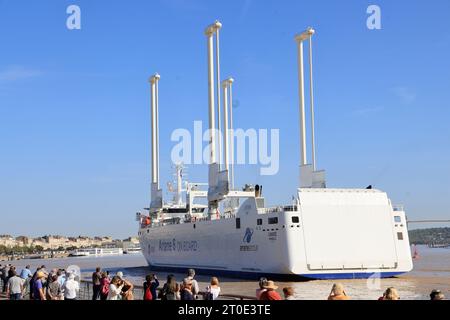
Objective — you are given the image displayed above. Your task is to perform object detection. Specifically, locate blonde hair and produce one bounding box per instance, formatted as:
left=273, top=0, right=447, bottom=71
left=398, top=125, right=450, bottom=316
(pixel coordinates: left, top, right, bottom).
left=384, top=287, right=399, bottom=300
left=211, top=277, right=219, bottom=286
left=331, top=283, right=345, bottom=296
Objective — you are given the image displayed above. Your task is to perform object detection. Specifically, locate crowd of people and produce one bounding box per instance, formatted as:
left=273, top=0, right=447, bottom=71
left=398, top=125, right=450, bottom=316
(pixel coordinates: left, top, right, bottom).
left=1, top=263, right=80, bottom=300
left=1, top=263, right=447, bottom=301
left=142, top=269, right=220, bottom=301
left=255, top=278, right=446, bottom=301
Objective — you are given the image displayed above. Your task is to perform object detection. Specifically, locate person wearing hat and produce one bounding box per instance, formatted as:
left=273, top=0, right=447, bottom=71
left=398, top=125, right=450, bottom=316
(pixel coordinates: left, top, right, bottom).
left=430, top=289, right=445, bottom=300
left=33, top=271, right=47, bottom=300
left=259, top=280, right=282, bottom=300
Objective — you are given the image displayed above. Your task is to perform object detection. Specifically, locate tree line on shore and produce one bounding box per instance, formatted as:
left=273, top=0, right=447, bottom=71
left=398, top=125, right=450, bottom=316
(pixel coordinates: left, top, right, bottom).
left=0, top=245, right=79, bottom=256
left=408, top=227, right=450, bottom=245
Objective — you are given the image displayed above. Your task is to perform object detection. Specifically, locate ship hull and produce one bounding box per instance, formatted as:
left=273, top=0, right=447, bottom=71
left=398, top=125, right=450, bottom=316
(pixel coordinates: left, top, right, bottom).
left=139, top=189, right=413, bottom=280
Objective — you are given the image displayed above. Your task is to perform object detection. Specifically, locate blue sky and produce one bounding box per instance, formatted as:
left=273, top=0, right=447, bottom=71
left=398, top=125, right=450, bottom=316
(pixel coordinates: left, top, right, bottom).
left=0, top=0, right=449, bottom=238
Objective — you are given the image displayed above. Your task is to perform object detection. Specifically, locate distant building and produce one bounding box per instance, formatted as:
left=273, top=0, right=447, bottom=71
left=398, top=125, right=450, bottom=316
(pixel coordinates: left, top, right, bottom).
left=15, top=236, right=31, bottom=246
left=42, top=235, right=69, bottom=249
left=122, top=236, right=140, bottom=251
left=0, top=235, right=16, bottom=248
left=1, top=234, right=136, bottom=250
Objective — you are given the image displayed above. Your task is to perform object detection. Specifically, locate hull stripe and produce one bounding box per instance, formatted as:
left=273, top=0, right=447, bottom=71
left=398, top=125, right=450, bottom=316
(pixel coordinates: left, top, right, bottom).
left=145, top=264, right=406, bottom=280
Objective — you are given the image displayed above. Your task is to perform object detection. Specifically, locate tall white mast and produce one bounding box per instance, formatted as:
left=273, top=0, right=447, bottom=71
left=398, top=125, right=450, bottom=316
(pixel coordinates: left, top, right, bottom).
left=205, top=21, right=221, bottom=167
left=222, top=78, right=234, bottom=186
left=149, top=74, right=160, bottom=186
left=222, top=80, right=229, bottom=177
left=155, top=75, right=161, bottom=187
left=308, top=29, right=316, bottom=171
left=149, top=73, right=162, bottom=210
left=229, top=79, right=235, bottom=189
left=295, top=35, right=307, bottom=166
left=295, top=27, right=325, bottom=189
left=215, top=28, right=222, bottom=169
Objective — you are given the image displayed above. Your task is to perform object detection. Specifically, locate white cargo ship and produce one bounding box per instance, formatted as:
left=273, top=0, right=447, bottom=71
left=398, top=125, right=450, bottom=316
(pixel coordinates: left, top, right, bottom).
left=136, top=22, right=413, bottom=280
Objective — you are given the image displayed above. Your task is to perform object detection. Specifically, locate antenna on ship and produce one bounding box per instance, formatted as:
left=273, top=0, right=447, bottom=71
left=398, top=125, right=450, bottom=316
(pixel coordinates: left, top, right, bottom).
left=294, top=27, right=326, bottom=189
left=149, top=73, right=163, bottom=212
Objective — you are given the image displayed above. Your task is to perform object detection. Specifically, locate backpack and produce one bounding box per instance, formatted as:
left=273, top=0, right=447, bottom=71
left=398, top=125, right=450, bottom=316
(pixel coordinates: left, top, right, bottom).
left=144, top=286, right=153, bottom=300
left=101, top=283, right=109, bottom=296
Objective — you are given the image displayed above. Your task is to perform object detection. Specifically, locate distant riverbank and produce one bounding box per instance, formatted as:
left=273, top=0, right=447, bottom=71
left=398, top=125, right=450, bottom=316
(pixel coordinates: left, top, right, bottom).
left=0, top=251, right=69, bottom=262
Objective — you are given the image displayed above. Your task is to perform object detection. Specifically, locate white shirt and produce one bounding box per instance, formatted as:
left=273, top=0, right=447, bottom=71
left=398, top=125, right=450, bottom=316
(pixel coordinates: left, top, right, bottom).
left=63, top=279, right=79, bottom=299
left=188, top=277, right=199, bottom=295
left=107, top=283, right=123, bottom=300
left=7, top=276, right=24, bottom=294
left=209, top=286, right=221, bottom=300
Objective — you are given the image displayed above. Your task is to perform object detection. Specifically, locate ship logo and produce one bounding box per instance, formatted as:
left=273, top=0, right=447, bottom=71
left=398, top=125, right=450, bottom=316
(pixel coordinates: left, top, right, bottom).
left=243, top=228, right=254, bottom=243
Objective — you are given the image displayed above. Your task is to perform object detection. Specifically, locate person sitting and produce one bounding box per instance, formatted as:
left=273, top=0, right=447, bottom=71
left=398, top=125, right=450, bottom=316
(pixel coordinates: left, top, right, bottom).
left=259, top=281, right=282, bottom=300
left=327, top=283, right=350, bottom=300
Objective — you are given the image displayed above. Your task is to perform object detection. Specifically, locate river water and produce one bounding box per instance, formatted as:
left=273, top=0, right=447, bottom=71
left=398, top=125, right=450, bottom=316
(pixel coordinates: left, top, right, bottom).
left=6, top=245, right=449, bottom=300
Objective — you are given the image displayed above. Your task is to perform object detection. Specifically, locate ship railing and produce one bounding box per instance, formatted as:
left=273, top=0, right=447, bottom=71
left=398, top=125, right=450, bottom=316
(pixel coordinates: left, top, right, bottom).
left=143, top=213, right=238, bottom=228
left=258, top=205, right=298, bottom=214
left=258, top=207, right=283, bottom=214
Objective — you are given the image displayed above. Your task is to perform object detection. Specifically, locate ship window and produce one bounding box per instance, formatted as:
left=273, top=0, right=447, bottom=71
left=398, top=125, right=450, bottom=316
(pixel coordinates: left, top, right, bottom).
left=257, top=219, right=263, bottom=225
left=397, top=232, right=403, bottom=240
left=394, top=216, right=401, bottom=223
left=292, top=216, right=299, bottom=223
left=236, top=218, right=241, bottom=229
left=268, top=217, right=278, bottom=225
